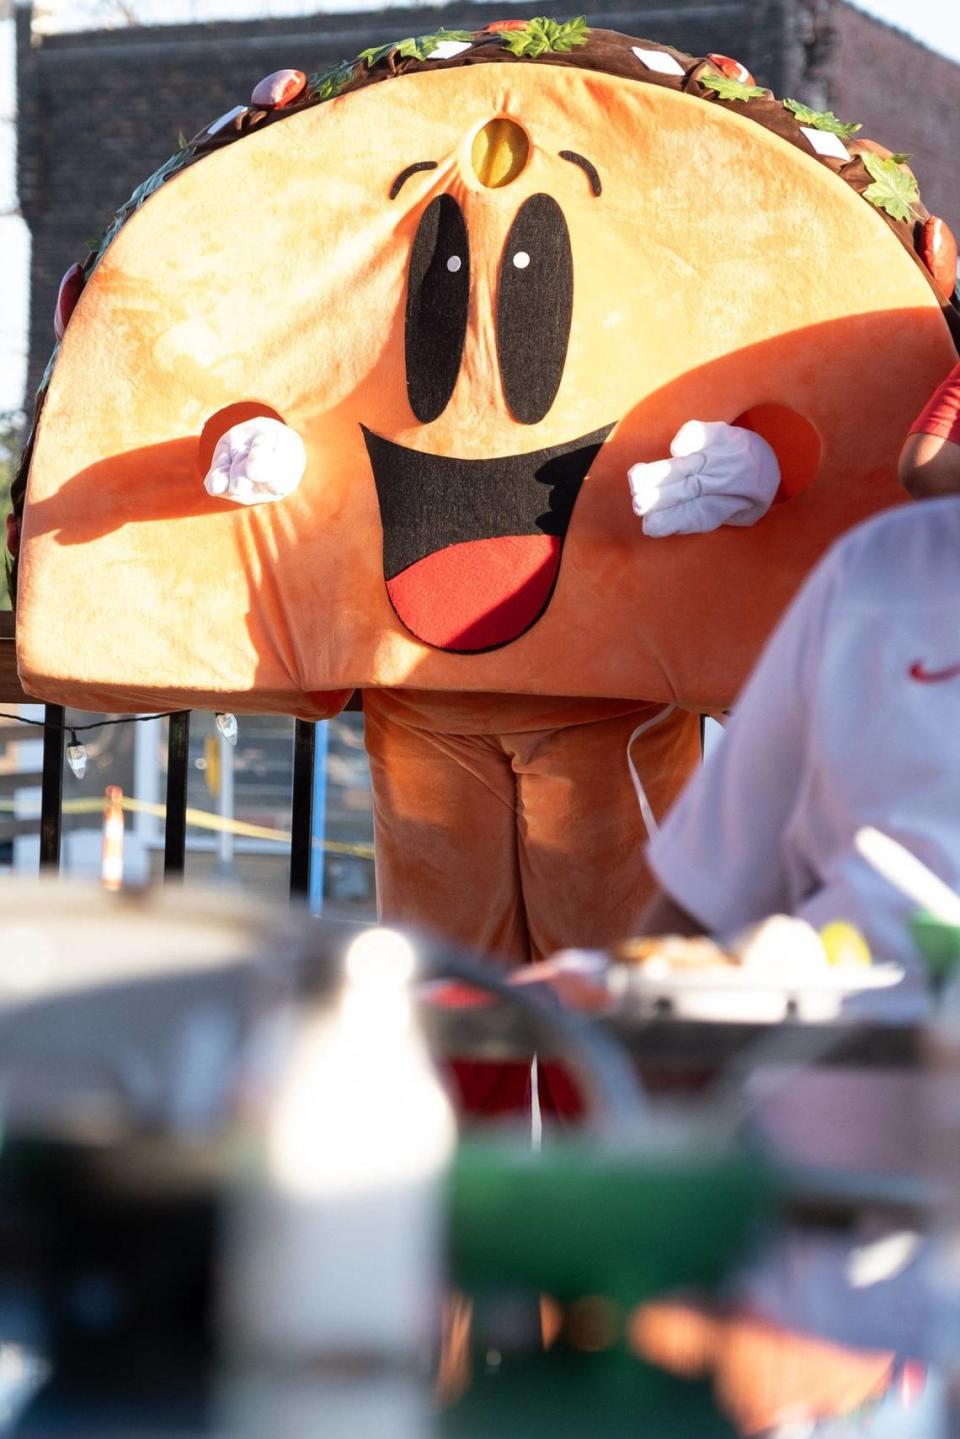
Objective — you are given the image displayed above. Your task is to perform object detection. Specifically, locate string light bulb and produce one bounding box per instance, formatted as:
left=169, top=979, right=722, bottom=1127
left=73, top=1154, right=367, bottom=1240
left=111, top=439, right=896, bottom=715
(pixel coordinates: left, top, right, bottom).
left=66, top=731, right=88, bottom=779
left=216, top=712, right=239, bottom=747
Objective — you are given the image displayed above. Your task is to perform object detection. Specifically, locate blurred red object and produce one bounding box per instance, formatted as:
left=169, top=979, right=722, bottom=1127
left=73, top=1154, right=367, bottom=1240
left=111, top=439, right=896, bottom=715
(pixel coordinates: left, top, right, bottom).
left=54, top=262, right=85, bottom=341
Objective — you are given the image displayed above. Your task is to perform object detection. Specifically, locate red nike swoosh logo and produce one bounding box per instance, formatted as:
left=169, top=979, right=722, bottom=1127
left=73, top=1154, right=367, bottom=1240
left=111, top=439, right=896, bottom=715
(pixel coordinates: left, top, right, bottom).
left=910, top=660, right=960, bottom=683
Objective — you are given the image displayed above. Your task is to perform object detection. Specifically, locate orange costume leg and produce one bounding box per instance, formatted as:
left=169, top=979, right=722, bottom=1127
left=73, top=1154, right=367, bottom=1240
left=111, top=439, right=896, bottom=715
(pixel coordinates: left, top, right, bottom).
left=363, top=690, right=531, bottom=1116
left=362, top=690, right=702, bottom=1118
left=508, top=703, right=702, bottom=1115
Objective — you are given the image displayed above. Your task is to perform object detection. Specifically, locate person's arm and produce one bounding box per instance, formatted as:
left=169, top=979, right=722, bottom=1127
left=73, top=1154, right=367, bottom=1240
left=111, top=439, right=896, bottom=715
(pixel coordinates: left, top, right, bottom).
left=898, top=431, right=960, bottom=499
left=900, top=362, right=960, bottom=498
left=643, top=550, right=842, bottom=937
left=633, top=1301, right=894, bottom=1435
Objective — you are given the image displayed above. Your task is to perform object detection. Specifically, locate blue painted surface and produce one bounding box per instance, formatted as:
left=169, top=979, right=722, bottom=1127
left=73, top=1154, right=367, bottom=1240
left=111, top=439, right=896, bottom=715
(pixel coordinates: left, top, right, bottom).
left=309, top=719, right=329, bottom=914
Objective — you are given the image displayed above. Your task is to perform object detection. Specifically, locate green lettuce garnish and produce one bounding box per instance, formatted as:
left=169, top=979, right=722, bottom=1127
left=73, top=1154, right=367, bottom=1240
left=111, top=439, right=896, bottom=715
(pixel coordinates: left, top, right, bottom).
left=861, top=149, right=920, bottom=222
left=496, top=16, right=589, bottom=59
left=700, top=73, right=767, bottom=102
left=784, top=98, right=861, bottom=138
left=359, top=29, right=476, bottom=68
left=310, top=58, right=358, bottom=101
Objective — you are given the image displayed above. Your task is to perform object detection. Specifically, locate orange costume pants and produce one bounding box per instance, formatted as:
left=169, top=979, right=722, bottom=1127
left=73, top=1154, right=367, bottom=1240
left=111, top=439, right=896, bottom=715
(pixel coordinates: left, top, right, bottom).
left=362, top=690, right=702, bottom=1117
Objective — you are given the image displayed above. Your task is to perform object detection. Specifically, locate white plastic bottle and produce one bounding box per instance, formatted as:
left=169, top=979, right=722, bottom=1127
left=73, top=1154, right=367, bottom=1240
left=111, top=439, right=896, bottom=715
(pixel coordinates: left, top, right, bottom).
left=219, top=927, right=456, bottom=1436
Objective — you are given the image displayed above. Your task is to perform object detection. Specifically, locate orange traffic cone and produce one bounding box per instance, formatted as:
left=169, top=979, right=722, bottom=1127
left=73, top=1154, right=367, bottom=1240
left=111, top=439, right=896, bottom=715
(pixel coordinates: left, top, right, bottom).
left=101, top=784, right=125, bottom=891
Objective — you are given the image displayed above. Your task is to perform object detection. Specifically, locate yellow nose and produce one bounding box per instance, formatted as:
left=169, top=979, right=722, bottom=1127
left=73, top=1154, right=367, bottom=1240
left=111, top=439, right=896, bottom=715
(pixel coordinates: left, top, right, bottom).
left=471, top=118, right=529, bottom=188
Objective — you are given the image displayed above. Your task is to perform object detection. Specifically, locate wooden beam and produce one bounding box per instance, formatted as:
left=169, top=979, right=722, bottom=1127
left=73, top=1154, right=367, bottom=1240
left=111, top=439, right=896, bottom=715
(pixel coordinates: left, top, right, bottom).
left=0, top=610, right=365, bottom=713
left=0, top=613, right=37, bottom=707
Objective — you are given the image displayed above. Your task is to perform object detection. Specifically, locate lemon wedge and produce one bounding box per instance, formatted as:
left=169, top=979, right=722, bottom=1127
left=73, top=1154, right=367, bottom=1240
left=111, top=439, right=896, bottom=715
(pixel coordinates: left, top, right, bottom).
left=819, top=920, right=872, bottom=967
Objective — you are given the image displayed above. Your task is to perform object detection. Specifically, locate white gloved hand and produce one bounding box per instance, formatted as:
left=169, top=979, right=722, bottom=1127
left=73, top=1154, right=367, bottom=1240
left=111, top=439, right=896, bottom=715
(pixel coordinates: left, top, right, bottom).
left=203, top=416, right=306, bottom=506
left=627, top=420, right=781, bottom=538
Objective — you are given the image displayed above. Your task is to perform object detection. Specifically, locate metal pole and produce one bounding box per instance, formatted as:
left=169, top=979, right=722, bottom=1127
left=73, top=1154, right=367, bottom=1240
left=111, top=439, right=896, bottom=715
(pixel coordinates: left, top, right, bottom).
left=164, top=712, right=190, bottom=877
left=309, top=719, right=329, bottom=914
left=39, top=703, right=64, bottom=871
left=218, top=724, right=235, bottom=871
left=289, top=719, right=315, bottom=899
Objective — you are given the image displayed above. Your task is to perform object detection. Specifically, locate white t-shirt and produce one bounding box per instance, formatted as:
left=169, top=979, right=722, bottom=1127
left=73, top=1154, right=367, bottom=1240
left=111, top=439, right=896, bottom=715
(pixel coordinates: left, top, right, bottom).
left=648, top=500, right=960, bottom=1177
left=649, top=496, right=960, bottom=975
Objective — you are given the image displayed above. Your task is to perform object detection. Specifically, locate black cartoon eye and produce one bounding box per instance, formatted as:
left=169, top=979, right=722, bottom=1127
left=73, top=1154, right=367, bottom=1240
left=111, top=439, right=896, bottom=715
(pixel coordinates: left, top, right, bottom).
left=405, top=194, right=470, bottom=423
left=497, top=194, right=573, bottom=425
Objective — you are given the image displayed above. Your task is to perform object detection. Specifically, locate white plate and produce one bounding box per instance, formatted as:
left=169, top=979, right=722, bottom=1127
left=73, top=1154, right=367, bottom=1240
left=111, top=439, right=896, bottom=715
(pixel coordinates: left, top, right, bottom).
left=610, top=962, right=905, bottom=1023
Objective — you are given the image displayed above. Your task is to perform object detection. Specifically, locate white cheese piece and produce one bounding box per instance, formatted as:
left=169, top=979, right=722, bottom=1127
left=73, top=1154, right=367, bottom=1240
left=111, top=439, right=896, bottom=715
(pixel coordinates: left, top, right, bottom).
left=800, top=126, right=851, bottom=162
left=431, top=40, right=473, bottom=60
left=632, top=47, right=686, bottom=76
left=207, top=104, right=248, bottom=136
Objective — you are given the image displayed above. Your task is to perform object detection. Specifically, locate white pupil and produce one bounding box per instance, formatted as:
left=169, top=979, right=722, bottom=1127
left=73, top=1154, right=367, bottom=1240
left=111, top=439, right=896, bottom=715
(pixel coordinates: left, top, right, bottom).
left=513, top=251, right=531, bottom=269
left=446, top=255, right=462, bottom=273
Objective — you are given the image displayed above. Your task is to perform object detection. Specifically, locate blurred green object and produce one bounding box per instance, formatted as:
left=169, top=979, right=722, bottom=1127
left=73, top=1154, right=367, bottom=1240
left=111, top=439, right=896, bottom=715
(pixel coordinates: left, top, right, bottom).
left=911, top=910, right=960, bottom=986
left=441, top=1348, right=736, bottom=1438
left=450, top=1135, right=776, bottom=1303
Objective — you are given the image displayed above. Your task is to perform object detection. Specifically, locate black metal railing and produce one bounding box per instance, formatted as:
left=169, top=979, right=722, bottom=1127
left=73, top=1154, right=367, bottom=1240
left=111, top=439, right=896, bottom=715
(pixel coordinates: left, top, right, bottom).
left=36, top=702, right=320, bottom=897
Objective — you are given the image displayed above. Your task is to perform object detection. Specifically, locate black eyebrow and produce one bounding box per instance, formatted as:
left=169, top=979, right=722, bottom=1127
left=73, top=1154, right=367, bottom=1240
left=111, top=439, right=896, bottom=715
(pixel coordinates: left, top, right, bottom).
left=390, top=161, right=438, bottom=200
left=559, top=150, right=602, bottom=197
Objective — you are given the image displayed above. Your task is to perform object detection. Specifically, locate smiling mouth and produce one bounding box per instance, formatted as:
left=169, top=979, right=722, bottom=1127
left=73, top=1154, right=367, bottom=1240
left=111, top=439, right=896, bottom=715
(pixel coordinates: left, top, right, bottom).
left=362, top=423, right=613, bottom=652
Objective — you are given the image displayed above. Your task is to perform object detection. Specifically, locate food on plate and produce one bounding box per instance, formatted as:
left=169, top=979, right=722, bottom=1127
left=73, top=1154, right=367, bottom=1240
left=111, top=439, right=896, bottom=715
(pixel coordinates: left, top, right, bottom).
left=611, top=934, right=738, bottom=976
left=614, top=916, right=873, bottom=978
left=734, top=915, right=830, bottom=974
left=818, top=920, right=873, bottom=968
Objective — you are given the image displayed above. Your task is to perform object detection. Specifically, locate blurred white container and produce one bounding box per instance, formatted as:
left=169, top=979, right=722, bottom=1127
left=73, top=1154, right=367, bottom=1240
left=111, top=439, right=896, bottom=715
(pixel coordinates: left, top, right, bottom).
left=220, top=926, right=456, bottom=1379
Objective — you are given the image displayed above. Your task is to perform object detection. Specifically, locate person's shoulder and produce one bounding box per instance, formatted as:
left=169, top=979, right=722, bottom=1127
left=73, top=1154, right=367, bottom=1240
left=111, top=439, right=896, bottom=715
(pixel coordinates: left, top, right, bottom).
left=837, top=496, right=960, bottom=554
left=828, top=498, right=960, bottom=606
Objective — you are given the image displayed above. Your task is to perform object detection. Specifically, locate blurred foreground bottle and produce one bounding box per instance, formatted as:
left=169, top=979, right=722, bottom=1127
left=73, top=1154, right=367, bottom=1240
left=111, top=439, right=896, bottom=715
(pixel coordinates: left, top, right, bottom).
left=218, top=926, right=456, bottom=1439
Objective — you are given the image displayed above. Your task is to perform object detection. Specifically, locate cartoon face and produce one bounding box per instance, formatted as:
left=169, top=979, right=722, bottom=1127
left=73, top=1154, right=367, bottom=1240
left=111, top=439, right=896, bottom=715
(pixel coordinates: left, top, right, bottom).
left=368, top=128, right=612, bottom=652
left=16, top=43, right=958, bottom=715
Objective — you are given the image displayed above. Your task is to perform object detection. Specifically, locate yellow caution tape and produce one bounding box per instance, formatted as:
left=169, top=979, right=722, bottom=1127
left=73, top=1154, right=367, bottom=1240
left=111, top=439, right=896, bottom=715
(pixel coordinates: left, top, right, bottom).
left=0, top=793, right=375, bottom=859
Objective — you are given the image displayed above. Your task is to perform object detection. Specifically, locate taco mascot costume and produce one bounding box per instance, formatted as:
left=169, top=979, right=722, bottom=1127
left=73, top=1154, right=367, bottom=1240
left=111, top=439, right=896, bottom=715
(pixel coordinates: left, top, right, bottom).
left=10, top=19, right=959, bottom=1114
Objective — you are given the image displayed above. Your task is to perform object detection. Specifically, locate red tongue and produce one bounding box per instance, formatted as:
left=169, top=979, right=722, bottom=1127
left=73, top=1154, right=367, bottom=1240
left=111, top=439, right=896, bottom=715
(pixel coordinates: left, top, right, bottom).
left=386, top=535, right=561, bottom=651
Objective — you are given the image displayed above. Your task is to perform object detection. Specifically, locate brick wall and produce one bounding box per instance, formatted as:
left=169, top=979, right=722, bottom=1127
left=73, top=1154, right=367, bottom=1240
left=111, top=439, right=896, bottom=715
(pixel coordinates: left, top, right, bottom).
left=19, top=0, right=960, bottom=406
left=831, top=1, right=960, bottom=235
left=16, top=0, right=788, bottom=402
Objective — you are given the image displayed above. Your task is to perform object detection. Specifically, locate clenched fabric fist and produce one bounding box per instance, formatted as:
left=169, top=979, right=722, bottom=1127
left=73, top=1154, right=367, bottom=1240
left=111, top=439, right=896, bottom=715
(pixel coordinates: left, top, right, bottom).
left=628, top=421, right=781, bottom=537
left=203, top=416, right=306, bottom=506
